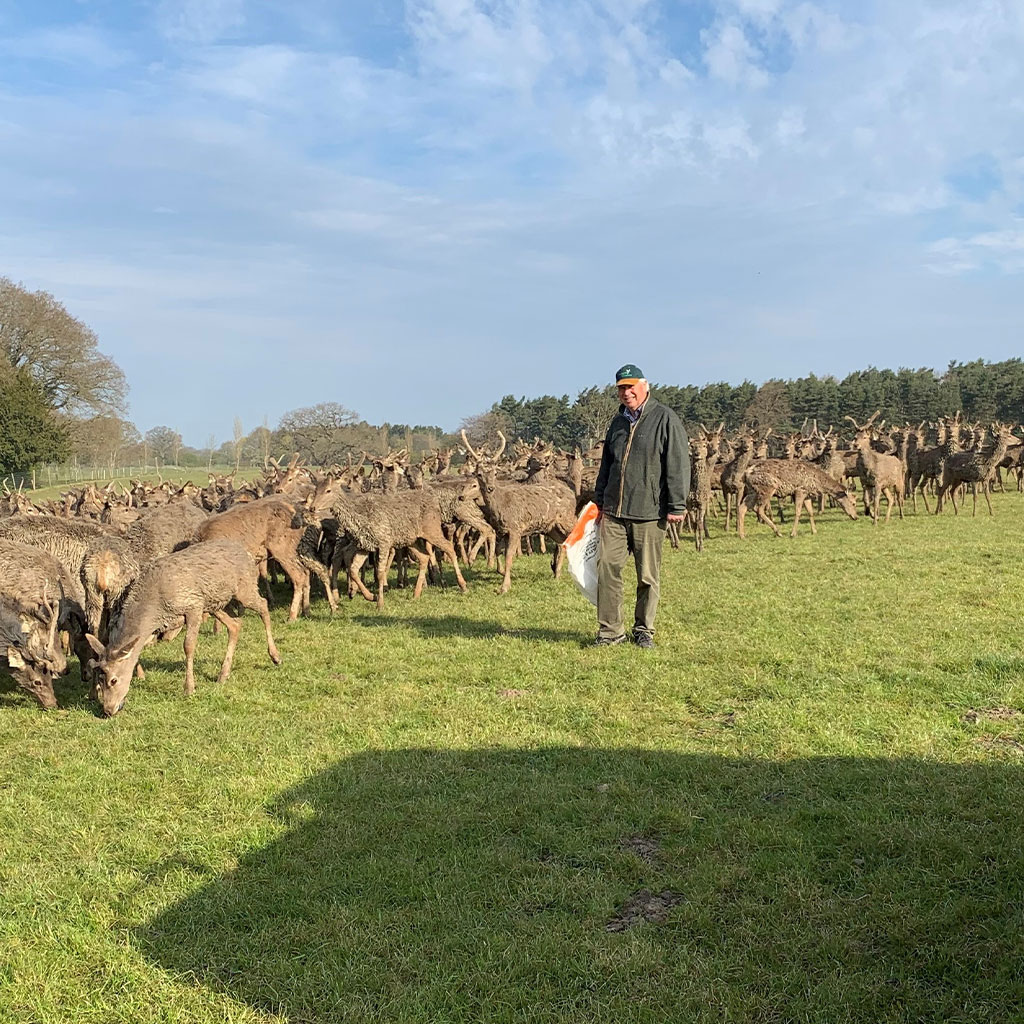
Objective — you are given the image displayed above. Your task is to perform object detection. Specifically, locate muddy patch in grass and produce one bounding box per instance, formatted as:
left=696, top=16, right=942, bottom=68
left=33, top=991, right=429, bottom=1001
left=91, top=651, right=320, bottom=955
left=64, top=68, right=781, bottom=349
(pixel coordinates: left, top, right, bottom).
left=606, top=889, right=682, bottom=932
left=962, top=707, right=1021, bottom=724
left=618, top=834, right=660, bottom=864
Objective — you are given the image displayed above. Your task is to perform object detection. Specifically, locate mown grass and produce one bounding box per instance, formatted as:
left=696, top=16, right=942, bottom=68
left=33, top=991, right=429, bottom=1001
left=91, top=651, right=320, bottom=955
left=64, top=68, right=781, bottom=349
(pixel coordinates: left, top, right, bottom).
left=3, top=495, right=1024, bottom=1023
left=27, top=467, right=262, bottom=504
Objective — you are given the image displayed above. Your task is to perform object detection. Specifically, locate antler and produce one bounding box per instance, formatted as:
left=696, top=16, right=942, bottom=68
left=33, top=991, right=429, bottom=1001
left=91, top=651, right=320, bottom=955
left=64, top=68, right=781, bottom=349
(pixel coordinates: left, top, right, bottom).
left=460, top=429, right=482, bottom=462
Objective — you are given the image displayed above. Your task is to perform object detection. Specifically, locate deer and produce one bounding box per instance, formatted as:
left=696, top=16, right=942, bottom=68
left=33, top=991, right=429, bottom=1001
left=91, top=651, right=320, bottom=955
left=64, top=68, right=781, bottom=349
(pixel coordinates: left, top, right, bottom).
left=85, top=540, right=282, bottom=717
left=686, top=423, right=724, bottom=552
left=461, top=430, right=576, bottom=594
left=935, top=422, right=1017, bottom=516
left=845, top=412, right=905, bottom=524
left=738, top=461, right=858, bottom=538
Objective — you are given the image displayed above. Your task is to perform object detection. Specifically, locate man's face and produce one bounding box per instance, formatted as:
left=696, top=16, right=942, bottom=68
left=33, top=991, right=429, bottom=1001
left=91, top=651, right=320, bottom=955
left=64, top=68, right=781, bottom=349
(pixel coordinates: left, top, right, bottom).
left=617, top=380, right=649, bottom=413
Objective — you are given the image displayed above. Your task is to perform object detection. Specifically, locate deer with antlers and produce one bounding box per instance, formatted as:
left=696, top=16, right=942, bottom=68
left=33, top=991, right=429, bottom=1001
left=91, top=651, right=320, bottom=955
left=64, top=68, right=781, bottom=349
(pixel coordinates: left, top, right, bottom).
left=845, top=412, right=905, bottom=524
left=935, top=422, right=1017, bottom=516
left=461, top=430, right=576, bottom=594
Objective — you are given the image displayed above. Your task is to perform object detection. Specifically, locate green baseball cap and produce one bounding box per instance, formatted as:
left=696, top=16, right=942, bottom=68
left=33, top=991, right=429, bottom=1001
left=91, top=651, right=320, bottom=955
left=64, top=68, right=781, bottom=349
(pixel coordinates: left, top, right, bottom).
left=615, top=363, right=645, bottom=386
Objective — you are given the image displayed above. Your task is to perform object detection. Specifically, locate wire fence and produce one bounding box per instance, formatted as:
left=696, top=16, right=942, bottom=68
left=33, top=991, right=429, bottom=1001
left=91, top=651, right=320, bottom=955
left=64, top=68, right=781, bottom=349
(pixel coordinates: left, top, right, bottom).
left=2, top=463, right=241, bottom=493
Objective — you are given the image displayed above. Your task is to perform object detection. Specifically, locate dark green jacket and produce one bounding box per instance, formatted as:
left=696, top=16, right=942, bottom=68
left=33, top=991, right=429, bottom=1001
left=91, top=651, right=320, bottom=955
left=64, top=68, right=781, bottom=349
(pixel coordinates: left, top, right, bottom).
left=594, top=397, right=690, bottom=520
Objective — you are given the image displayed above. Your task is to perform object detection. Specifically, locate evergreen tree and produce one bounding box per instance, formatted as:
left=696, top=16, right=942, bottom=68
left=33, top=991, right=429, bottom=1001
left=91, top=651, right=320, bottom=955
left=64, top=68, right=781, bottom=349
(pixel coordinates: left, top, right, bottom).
left=0, top=365, right=70, bottom=473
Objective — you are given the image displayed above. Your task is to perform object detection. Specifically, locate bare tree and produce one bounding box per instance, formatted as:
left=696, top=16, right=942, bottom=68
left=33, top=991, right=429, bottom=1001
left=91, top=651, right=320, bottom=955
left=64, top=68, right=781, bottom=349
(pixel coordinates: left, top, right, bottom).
left=232, top=417, right=244, bottom=473
left=145, top=426, right=183, bottom=466
left=744, top=380, right=792, bottom=430
left=278, top=402, right=361, bottom=465
left=67, top=414, right=139, bottom=471
left=0, top=277, right=127, bottom=415
left=459, top=410, right=513, bottom=450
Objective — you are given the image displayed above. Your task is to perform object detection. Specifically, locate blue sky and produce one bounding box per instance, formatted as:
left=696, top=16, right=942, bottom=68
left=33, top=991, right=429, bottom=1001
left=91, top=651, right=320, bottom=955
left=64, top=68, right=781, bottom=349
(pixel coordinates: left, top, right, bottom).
left=1, top=0, right=1023, bottom=444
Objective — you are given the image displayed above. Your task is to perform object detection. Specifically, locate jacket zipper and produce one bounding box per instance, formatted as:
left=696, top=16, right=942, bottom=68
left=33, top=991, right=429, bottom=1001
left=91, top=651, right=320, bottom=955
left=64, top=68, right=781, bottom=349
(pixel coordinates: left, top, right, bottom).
left=615, top=413, right=641, bottom=517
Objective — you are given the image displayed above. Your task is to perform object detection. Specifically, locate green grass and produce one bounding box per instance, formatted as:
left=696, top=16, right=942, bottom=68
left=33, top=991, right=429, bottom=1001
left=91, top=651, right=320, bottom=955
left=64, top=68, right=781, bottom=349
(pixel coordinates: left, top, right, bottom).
left=27, top=467, right=262, bottom=504
left=3, top=495, right=1024, bottom=1023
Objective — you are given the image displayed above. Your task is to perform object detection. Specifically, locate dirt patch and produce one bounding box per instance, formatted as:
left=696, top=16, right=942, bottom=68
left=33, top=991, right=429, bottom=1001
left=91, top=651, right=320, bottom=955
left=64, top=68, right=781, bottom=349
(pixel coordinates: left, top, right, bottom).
left=715, top=710, right=738, bottom=727
left=618, top=834, right=660, bottom=864
left=962, top=707, right=1021, bottom=724
left=498, top=688, right=527, bottom=698
left=973, top=734, right=1024, bottom=754
left=606, top=889, right=682, bottom=932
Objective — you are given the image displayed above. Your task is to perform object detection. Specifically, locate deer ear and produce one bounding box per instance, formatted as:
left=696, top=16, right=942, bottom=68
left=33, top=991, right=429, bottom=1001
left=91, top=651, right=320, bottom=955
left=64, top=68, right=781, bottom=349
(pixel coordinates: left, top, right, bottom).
left=85, top=633, right=105, bottom=657
left=6, top=647, right=25, bottom=669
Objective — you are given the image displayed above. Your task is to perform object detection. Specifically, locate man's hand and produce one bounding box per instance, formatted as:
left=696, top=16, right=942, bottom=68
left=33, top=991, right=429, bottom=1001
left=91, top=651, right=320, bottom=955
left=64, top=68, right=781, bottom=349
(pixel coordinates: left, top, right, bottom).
left=666, top=513, right=685, bottom=524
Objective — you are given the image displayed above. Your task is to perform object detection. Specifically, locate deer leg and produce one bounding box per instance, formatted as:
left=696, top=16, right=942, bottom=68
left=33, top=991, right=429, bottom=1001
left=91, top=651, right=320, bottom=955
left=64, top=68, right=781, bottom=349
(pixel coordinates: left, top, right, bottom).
left=551, top=535, right=566, bottom=578
left=236, top=578, right=282, bottom=665
left=725, top=492, right=732, bottom=532
left=182, top=609, right=202, bottom=697
left=427, top=530, right=467, bottom=592
left=306, top=558, right=336, bottom=614
left=737, top=498, right=747, bottom=539
left=343, top=551, right=373, bottom=601
left=806, top=498, right=817, bottom=535
left=258, top=555, right=275, bottom=608
left=375, top=547, right=389, bottom=610
left=410, top=545, right=432, bottom=599
left=500, top=531, right=520, bottom=594
left=754, top=499, right=781, bottom=537
left=984, top=483, right=995, bottom=516
left=790, top=490, right=805, bottom=538
left=971, top=484, right=978, bottom=517
left=269, top=550, right=308, bottom=622
left=211, top=608, right=241, bottom=683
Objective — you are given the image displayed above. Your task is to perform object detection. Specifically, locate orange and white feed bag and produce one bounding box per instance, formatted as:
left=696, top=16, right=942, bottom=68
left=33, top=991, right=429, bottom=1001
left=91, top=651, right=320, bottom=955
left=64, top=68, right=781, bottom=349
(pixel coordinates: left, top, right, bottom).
left=562, top=501, right=600, bottom=605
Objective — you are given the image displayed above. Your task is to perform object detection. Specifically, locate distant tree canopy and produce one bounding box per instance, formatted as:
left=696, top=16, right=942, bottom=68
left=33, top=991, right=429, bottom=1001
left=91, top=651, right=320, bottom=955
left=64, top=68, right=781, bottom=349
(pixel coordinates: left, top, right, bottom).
left=468, top=359, right=1024, bottom=449
left=0, top=364, right=70, bottom=473
left=273, top=403, right=451, bottom=466
left=0, top=277, right=127, bottom=416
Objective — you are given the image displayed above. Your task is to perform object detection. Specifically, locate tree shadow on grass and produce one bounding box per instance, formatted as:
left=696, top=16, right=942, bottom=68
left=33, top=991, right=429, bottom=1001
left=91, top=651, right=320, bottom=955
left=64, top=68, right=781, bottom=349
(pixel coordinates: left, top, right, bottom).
left=352, top=614, right=585, bottom=643
left=135, top=748, right=1024, bottom=1024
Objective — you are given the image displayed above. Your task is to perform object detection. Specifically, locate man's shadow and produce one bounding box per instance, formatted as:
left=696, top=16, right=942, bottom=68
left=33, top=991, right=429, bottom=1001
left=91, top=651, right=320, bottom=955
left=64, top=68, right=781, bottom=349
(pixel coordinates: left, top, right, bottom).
left=134, top=747, right=1024, bottom=1023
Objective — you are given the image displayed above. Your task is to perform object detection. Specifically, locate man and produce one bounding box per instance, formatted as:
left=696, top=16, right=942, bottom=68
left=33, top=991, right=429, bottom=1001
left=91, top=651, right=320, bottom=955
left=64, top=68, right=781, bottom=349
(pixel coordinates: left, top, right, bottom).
left=592, top=364, right=689, bottom=648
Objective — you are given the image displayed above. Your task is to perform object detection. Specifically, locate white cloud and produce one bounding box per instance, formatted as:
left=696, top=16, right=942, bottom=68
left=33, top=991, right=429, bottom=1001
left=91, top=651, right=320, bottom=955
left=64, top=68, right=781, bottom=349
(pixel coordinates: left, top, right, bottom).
left=928, top=223, right=1024, bottom=275
left=157, top=0, right=246, bottom=44
left=4, top=0, right=1024, bottom=442
left=0, top=25, right=127, bottom=68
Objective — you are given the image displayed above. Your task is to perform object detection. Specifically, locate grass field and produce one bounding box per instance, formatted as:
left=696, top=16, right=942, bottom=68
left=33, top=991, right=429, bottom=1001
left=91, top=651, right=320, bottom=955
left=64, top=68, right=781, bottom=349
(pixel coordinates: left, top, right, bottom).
left=25, top=467, right=262, bottom=505
left=3, top=495, right=1024, bottom=1023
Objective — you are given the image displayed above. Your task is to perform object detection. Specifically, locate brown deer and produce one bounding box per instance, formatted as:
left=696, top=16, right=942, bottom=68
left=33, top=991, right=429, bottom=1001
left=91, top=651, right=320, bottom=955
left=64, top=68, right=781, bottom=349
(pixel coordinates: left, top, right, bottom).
left=738, top=461, right=858, bottom=538
left=845, top=412, right=905, bottom=524
left=935, top=422, right=1016, bottom=516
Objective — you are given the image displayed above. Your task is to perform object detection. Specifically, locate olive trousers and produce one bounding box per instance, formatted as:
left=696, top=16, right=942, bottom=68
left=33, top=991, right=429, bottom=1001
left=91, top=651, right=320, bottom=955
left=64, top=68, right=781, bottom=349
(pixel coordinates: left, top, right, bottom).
left=596, top=514, right=667, bottom=639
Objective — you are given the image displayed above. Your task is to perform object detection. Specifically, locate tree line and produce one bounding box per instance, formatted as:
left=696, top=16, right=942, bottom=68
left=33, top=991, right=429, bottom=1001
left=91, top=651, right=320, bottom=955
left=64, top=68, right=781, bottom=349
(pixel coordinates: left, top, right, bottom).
left=3, top=275, right=1024, bottom=475
left=470, top=360, right=1024, bottom=450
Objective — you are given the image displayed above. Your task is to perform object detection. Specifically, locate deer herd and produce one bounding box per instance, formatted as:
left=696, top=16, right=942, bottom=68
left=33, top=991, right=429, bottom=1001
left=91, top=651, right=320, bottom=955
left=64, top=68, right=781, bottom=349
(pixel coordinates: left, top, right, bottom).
left=1, top=412, right=1019, bottom=715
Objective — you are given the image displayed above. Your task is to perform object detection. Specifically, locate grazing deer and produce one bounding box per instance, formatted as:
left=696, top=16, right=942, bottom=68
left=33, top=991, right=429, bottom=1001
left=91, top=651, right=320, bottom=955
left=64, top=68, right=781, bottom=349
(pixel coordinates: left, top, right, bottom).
left=85, top=540, right=281, bottom=717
